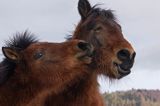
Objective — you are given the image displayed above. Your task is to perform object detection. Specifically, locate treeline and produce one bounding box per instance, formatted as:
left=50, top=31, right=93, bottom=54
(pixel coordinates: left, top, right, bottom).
left=103, top=89, right=160, bottom=106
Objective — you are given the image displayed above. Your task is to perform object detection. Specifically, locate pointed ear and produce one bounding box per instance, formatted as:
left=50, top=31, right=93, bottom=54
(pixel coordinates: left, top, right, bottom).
left=78, top=0, right=92, bottom=20
left=2, top=47, right=20, bottom=61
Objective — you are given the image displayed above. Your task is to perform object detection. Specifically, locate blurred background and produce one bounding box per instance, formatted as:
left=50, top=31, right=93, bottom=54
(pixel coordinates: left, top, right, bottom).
left=0, top=0, right=160, bottom=93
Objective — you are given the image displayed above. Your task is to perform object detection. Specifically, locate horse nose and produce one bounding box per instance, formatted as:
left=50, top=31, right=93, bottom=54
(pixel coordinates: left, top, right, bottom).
left=77, top=41, right=94, bottom=56
left=117, top=49, right=135, bottom=61
left=132, top=52, right=136, bottom=61
left=116, top=49, right=136, bottom=78
left=77, top=41, right=92, bottom=51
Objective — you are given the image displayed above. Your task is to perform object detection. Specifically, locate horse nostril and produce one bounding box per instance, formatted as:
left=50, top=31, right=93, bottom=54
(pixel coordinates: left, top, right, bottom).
left=117, top=49, right=130, bottom=61
left=77, top=41, right=90, bottom=51
left=132, top=52, right=136, bottom=60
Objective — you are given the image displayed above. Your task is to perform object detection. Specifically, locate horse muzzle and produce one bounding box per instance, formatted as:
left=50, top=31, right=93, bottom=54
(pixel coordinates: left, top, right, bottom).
left=115, top=50, right=136, bottom=79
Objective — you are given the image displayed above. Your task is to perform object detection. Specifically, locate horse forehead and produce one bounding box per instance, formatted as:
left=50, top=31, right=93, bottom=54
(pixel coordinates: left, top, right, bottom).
left=28, top=42, right=55, bottom=48
left=27, top=42, right=72, bottom=52
left=23, top=42, right=50, bottom=52
left=26, top=41, right=80, bottom=53
left=85, top=15, right=115, bottom=28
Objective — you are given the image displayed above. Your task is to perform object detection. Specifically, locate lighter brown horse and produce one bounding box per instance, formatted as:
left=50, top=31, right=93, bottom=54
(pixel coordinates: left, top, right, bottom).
left=0, top=32, right=97, bottom=106
left=70, top=0, right=136, bottom=79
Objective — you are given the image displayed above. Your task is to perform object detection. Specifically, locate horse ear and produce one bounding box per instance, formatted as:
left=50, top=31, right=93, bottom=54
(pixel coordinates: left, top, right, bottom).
left=2, top=47, right=20, bottom=61
left=78, top=0, right=91, bottom=20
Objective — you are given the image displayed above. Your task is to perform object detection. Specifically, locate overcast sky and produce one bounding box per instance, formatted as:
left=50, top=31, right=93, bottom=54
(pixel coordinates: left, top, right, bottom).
left=0, top=0, right=160, bottom=92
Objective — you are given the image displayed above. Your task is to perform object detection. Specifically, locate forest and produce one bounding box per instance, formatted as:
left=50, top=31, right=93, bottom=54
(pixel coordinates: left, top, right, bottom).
left=103, top=89, right=160, bottom=106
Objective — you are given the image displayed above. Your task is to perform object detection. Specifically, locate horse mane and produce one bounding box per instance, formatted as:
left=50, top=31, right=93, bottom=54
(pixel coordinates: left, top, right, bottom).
left=89, top=5, right=116, bottom=21
left=66, top=5, right=116, bottom=40
left=0, top=31, right=38, bottom=85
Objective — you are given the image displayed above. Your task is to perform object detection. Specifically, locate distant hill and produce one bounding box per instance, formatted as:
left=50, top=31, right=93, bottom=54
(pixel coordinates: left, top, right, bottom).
left=103, top=89, right=160, bottom=106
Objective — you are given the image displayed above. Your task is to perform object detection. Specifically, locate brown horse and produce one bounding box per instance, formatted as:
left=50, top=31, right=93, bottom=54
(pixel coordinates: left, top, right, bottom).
left=43, top=0, right=136, bottom=105
left=69, top=0, right=136, bottom=79
left=0, top=32, right=96, bottom=106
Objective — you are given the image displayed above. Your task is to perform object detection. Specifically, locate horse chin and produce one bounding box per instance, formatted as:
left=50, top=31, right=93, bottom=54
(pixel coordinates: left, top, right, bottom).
left=80, top=56, right=93, bottom=64
left=77, top=50, right=94, bottom=64
left=113, top=62, right=131, bottom=79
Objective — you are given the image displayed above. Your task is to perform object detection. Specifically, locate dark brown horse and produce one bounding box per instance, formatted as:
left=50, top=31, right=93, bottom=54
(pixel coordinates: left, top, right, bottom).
left=69, top=0, right=136, bottom=79
left=43, top=0, right=136, bottom=105
left=0, top=32, right=96, bottom=106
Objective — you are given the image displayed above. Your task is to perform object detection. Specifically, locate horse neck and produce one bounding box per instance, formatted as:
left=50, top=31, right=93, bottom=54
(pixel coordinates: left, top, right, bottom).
left=67, top=72, right=105, bottom=106
left=0, top=67, right=49, bottom=106
left=63, top=69, right=105, bottom=106
left=65, top=71, right=99, bottom=95
left=45, top=72, right=104, bottom=106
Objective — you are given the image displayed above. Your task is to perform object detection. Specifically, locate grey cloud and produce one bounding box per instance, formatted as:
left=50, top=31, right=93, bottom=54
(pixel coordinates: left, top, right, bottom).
left=135, top=44, right=160, bottom=70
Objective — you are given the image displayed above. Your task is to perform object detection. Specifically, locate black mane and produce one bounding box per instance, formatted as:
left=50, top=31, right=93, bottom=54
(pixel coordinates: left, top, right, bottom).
left=0, top=31, right=38, bottom=85
left=5, top=31, right=38, bottom=50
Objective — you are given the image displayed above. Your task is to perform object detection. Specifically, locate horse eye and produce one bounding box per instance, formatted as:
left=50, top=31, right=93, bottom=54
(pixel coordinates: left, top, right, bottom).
left=94, top=26, right=102, bottom=32
left=34, top=52, right=44, bottom=60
